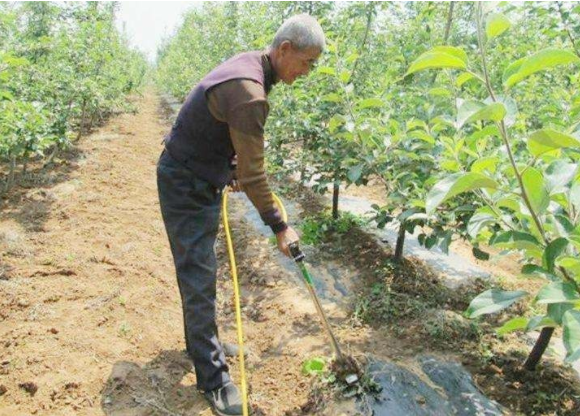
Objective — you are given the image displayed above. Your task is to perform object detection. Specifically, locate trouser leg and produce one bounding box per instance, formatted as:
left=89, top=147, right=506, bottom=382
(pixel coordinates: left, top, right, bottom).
left=156, top=150, right=230, bottom=392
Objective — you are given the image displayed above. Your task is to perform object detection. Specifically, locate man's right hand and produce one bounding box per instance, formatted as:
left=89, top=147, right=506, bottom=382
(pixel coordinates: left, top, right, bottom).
left=276, top=225, right=299, bottom=258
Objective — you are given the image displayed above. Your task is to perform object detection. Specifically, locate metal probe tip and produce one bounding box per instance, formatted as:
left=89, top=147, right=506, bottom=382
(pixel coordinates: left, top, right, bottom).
left=345, top=374, right=359, bottom=385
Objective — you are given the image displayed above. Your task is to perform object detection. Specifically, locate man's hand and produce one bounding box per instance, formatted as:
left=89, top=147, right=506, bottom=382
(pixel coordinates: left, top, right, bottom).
left=276, top=226, right=299, bottom=258
left=228, top=178, right=242, bottom=192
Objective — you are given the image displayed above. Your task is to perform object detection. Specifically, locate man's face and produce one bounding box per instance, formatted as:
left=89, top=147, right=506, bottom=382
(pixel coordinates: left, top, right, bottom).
left=276, top=41, right=321, bottom=85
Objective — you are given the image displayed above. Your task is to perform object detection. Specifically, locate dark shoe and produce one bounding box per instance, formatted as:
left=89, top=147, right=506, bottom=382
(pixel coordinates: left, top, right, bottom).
left=204, top=381, right=243, bottom=416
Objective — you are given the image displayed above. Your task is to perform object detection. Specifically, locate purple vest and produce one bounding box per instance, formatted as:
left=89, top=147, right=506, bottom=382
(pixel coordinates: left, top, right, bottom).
left=164, top=51, right=269, bottom=188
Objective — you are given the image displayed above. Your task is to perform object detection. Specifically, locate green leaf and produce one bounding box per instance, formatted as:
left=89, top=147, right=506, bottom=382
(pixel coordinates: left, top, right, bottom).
left=557, top=256, right=580, bottom=276
left=408, top=130, right=435, bottom=145
left=432, top=46, right=468, bottom=62
left=328, top=115, right=346, bottom=133
left=497, top=316, right=528, bottom=336
left=492, top=231, right=541, bottom=251
left=545, top=161, right=578, bottom=194
left=323, top=93, right=342, bottom=103
left=467, top=207, right=496, bottom=238
left=543, top=237, right=568, bottom=273
left=527, top=129, right=580, bottom=157
left=426, top=172, right=499, bottom=215
left=345, top=53, right=359, bottom=64
left=347, top=165, right=363, bottom=183
left=486, top=13, right=511, bottom=39
left=470, top=156, right=500, bottom=174
left=357, top=98, right=384, bottom=109
left=484, top=95, right=518, bottom=127
left=522, top=167, right=550, bottom=215
left=570, top=183, right=580, bottom=212
left=457, top=100, right=506, bottom=128
left=502, top=58, right=525, bottom=84
left=339, top=70, right=351, bottom=84
left=554, top=215, right=575, bottom=237
left=563, top=310, right=580, bottom=363
left=548, top=302, right=575, bottom=325
left=302, top=357, right=326, bottom=375
left=472, top=246, right=490, bottom=261
left=317, top=66, right=336, bottom=76
left=526, top=315, right=557, bottom=332
left=428, top=87, right=451, bottom=97
left=456, top=72, right=475, bottom=87
left=536, top=282, right=580, bottom=304
left=465, top=289, right=528, bottom=318
left=406, top=119, right=428, bottom=131
left=504, top=48, right=580, bottom=88
left=406, top=46, right=467, bottom=75
left=521, top=264, right=559, bottom=281
left=497, top=196, right=520, bottom=212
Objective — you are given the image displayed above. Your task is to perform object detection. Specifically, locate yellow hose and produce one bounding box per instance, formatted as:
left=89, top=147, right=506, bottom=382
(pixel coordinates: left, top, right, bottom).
left=272, top=193, right=288, bottom=223
left=221, top=188, right=249, bottom=416
left=221, top=190, right=288, bottom=416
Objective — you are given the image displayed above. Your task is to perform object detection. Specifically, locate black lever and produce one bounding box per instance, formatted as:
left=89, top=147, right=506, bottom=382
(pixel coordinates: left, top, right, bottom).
left=288, top=241, right=305, bottom=262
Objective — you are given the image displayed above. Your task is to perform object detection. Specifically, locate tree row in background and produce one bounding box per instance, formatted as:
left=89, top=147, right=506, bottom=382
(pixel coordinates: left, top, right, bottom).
left=155, top=2, right=580, bottom=369
left=0, top=2, right=148, bottom=194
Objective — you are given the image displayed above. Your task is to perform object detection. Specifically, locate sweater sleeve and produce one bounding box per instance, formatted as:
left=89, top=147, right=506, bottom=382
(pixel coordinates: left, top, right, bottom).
left=207, top=79, right=287, bottom=234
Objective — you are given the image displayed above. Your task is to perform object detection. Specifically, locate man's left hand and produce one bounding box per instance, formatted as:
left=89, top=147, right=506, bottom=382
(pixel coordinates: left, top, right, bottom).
left=228, top=178, right=242, bottom=192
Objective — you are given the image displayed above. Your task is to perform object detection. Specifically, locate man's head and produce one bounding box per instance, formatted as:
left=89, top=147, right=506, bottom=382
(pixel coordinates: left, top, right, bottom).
left=269, top=14, right=325, bottom=85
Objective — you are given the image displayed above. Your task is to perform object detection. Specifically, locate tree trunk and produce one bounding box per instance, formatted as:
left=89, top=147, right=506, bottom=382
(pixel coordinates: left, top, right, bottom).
left=76, top=99, right=87, bottom=141
left=431, top=2, right=455, bottom=83
left=332, top=181, right=340, bottom=220
left=22, top=156, right=28, bottom=177
left=300, top=137, right=308, bottom=183
left=524, top=327, right=554, bottom=370
left=43, top=145, right=59, bottom=168
left=3, top=155, right=17, bottom=195
left=394, top=222, right=406, bottom=262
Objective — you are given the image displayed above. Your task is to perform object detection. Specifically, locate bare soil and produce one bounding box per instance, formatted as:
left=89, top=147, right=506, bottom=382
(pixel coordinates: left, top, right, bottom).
left=2, top=88, right=579, bottom=416
left=0, top=88, right=380, bottom=416
left=283, top=184, right=580, bottom=415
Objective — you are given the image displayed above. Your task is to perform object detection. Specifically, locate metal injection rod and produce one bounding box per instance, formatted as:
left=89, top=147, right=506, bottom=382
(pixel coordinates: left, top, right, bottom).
left=289, top=242, right=343, bottom=359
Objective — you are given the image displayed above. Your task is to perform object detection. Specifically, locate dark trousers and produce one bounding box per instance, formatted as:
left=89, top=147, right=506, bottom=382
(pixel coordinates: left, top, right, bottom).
left=156, top=149, right=230, bottom=392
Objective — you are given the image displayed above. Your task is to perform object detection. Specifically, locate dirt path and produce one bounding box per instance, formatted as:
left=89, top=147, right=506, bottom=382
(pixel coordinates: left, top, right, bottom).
left=0, top=88, right=373, bottom=416
left=0, top=88, right=215, bottom=415
left=4, top=87, right=572, bottom=416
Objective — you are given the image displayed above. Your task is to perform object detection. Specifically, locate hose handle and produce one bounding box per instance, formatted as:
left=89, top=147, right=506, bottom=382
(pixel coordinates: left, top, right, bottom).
left=288, top=241, right=305, bottom=262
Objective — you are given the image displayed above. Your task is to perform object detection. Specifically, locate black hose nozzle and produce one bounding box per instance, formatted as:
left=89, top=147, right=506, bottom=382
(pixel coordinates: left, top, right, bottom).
left=288, top=241, right=305, bottom=262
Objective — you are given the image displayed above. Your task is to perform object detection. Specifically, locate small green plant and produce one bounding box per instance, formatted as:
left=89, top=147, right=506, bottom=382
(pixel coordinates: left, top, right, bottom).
left=302, top=357, right=326, bottom=376
left=118, top=322, right=131, bottom=337
left=118, top=295, right=127, bottom=307
left=300, top=210, right=365, bottom=246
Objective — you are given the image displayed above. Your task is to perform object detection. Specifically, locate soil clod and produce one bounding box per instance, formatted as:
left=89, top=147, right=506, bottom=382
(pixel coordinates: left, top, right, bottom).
left=19, top=382, right=38, bottom=396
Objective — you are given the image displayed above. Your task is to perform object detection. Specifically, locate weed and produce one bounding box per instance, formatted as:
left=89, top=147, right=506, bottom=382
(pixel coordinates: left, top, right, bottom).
left=421, top=310, right=482, bottom=348
left=119, top=322, right=131, bottom=337
left=300, top=210, right=366, bottom=246
left=118, top=295, right=127, bottom=307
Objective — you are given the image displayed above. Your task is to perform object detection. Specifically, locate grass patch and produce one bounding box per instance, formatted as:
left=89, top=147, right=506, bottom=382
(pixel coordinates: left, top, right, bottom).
left=299, top=210, right=365, bottom=246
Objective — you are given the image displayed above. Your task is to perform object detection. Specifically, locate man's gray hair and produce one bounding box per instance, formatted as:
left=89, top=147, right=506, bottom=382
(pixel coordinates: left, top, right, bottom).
left=271, top=14, right=325, bottom=51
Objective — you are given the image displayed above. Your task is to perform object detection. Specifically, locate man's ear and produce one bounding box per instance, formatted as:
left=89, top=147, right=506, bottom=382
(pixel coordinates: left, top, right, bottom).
left=279, top=40, right=293, bottom=57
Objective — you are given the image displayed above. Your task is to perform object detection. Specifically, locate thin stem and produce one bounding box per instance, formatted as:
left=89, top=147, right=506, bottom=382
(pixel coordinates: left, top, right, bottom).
left=476, top=4, right=546, bottom=244
left=474, top=189, right=516, bottom=232
left=557, top=2, right=580, bottom=58
left=476, top=4, right=579, bottom=291
left=431, top=2, right=455, bottom=84
left=351, top=3, right=374, bottom=83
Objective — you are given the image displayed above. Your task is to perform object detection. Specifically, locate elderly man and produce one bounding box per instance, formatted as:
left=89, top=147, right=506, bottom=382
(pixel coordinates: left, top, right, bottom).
left=156, top=14, right=325, bottom=416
